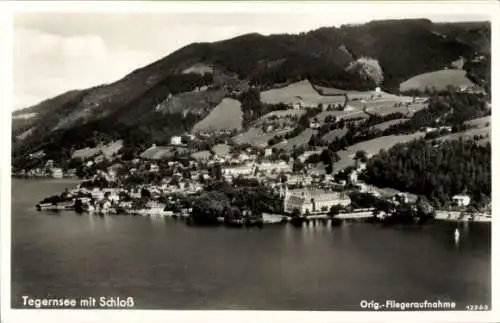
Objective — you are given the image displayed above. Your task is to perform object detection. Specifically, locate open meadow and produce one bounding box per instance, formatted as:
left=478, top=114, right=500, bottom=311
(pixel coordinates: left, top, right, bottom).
left=272, top=128, right=318, bottom=151
left=192, top=98, right=243, bottom=132
left=399, top=69, right=474, bottom=93
left=333, top=132, right=426, bottom=171
left=232, top=127, right=291, bottom=148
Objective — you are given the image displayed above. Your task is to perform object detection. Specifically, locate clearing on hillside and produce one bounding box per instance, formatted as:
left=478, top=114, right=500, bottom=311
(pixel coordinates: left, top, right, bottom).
left=212, top=143, right=231, bottom=157
left=260, top=80, right=345, bottom=107
left=71, top=140, right=124, bottom=160
left=321, top=128, right=349, bottom=143
left=369, top=119, right=409, bottom=131
left=257, top=109, right=305, bottom=121
left=273, top=128, right=318, bottom=151
left=314, top=85, right=401, bottom=101
left=181, top=63, right=214, bottom=75
left=437, top=126, right=490, bottom=145
left=315, top=109, right=369, bottom=123
left=466, top=116, right=491, bottom=128
left=399, top=69, right=474, bottom=93
left=192, top=98, right=243, bottom=132
left=333, top=132, right=426, bottom=171
left=191, top=150, right=212, bottom=161
left=232, top=127, right=290, bottom=148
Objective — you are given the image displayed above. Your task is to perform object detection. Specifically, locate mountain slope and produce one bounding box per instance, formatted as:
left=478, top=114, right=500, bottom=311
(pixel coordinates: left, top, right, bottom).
left=12, top=18, right=490, bottom=170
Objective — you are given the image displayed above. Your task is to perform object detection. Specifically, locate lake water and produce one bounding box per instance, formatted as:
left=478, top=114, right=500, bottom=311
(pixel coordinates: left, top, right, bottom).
left=11, top=179, right=491, bottom=310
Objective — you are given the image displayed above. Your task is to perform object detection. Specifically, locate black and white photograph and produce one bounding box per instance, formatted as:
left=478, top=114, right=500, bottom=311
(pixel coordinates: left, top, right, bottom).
left=2, top=1, right=498, bottom=322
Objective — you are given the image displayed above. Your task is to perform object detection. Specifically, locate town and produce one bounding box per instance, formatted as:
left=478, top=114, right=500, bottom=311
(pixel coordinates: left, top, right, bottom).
left=19, top=113, right=491, bottom=227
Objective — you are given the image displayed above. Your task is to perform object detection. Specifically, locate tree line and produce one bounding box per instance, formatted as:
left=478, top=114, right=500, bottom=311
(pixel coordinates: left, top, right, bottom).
left=360, top=138, right=490, bottom=208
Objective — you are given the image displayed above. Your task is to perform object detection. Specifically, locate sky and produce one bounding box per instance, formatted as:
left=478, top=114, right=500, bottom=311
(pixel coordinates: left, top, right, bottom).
left=12, top=5, right=491, bottom=111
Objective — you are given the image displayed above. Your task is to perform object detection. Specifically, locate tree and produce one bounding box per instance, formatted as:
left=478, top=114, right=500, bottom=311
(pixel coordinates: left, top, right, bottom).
left=328, top=205, right=342, bottom=217
left=291, top=208, right=301, bottom=218
left=354, top=150, right=369, bottom=163
left=141, top=188, right=151, bottom=199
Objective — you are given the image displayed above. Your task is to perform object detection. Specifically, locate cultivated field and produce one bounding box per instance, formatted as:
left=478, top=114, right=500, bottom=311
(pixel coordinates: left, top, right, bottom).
left=181, top=63, right=213, bottom=75
left=191, top=150, right=212, bottom=161
left=406, top=103, right=428, bottom=116
left=232, top=127, right=291, bottom=148
left=437, top=126, right=490, bottom=144
left=321, top=128, right=348, bottom=143
left=212, top=143, right=231, bottom=156
left=261, top=80, right=420, bottom=120
left=314, top=85, right=405, bottom=101
left=399, top=69, right=474, bottom=93
left=72, top=140, right=124, bottom=160
left=314, top=109, right=369, bottom=122
left=273, top=128, right=317, bottom=151
left=260, top=80, right=346, bottom=107
left=140, top=145, right=188, bottom=160
left=369, top=119, right=409, bottom=131
left=192, top=98, right=243, bottom=132
left=466, top=116, right=491, bottom=128
left=333, top=132, right=426, bottom=171
left=254, top=109, right=305, bottom=126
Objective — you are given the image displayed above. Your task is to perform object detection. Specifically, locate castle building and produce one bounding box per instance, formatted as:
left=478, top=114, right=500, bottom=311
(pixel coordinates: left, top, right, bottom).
left=282, top=185, right=351, bottom=215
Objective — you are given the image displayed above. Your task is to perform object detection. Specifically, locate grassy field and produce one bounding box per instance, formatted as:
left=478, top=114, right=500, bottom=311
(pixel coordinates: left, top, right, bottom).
left=399, top=69, right=474, bottom=93
left=260, top=80, right=346, bottom=107
left=466, top=116, right=491, bottom=128
left=369, top=119, right=409, bottom=131
left=273, top=128, right=317, bottom=151
left=232, top=127, right=291, bottom=148
left=212, top=143, right=231, bottom=156
left=333, top=132, right=426, bottom=171
left=261, top=80, right=420, bottom=119
left=321, top=128, right=348, bottom=143
left=406, top=103, right=428, bottom=116
left=313, top=85, right=401, bottom=101
left=315, top=108, right=369, bottom=122
left=181, top=63, right=213, bottom=75
left=140, top=145, right=189, bottom=160
left=71, top=140, right=123, bottom=160
left=254, top=109, right=305, bottom=126
left=192, top=98, right=243, bottom=132
left=437, top=126, right=490, bottom=144
left=436, top=115, right=490, bottom=145
left=191, top=150, right=212, bottom=160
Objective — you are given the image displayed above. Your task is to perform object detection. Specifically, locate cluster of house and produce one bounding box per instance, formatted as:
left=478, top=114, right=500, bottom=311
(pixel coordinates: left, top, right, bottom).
left=14, top=159, right=75, bottom=179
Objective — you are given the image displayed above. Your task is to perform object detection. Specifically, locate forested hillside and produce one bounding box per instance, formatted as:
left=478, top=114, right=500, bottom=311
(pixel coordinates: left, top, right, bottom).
left=12, top=19, right=490, bottom=170
left=361, top=139, right=491, bottom=208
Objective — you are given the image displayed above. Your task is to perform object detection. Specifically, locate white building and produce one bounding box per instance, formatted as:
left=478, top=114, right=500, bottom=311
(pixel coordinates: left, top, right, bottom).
left=149, top=164, right=160, bottom=173
left=309, top=121, right=320, bottom=129
left=264, top=148, right=273, bottom=157
left=45, top=160, right=54, bottom=168
left=236, top=153, right=251, bottom=163
left=452, top=194, right=471, bottom=207
left=283, top=186, right=351, bottom=215
left=257, top=161, right=292, bottom=174
left=51, top=168, right=63, bottom=179
left=348, top=170, right=359, bottom=185
left=222, top=164, right=255, bottom=177
left=170, top=136, right=182, bottom=145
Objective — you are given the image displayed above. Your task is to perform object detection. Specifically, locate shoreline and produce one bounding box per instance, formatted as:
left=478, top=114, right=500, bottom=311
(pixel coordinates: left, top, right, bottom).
left=22, top=177, right=492, bottom=225
left=33, top=207, right=492, bottom=226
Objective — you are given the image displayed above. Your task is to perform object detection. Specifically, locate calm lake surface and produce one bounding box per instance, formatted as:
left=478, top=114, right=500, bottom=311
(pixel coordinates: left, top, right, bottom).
left=11, top=179, right=491, bottom=310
